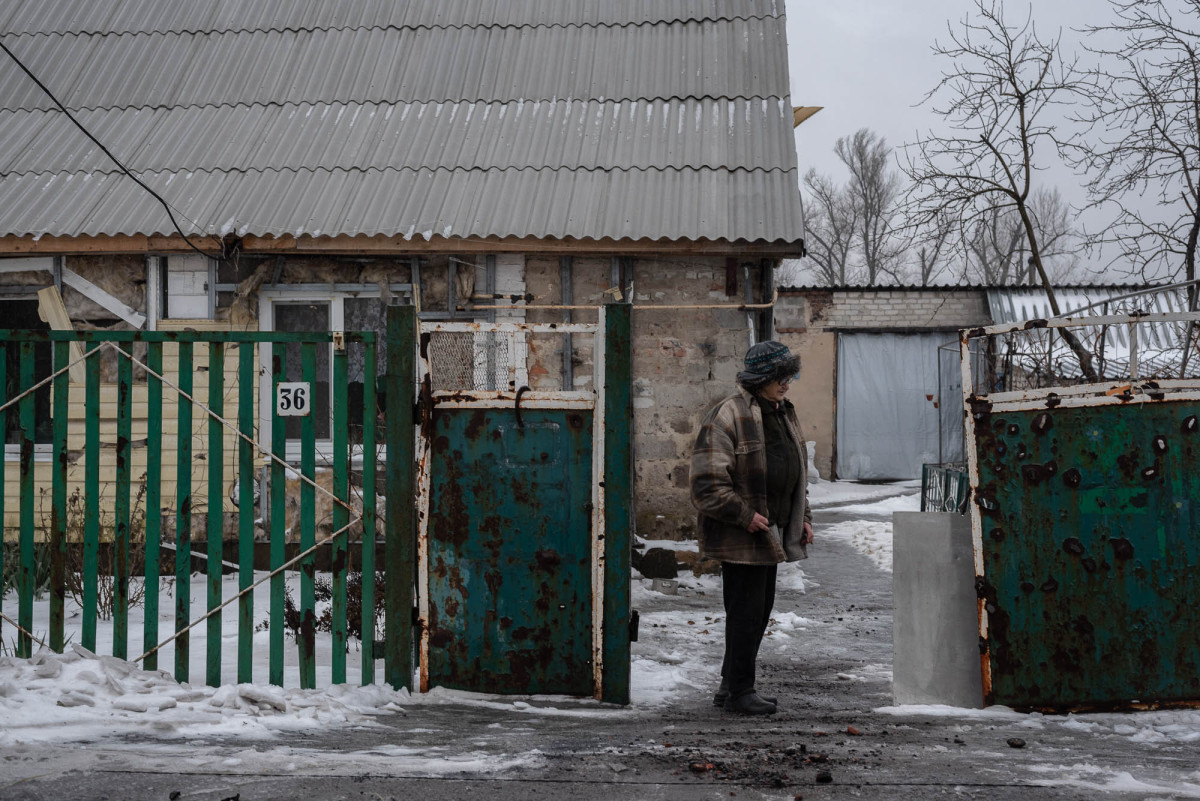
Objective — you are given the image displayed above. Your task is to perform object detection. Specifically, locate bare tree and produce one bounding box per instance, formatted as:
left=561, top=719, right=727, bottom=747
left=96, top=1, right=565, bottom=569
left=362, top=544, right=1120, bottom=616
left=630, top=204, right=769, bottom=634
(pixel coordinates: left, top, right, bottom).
left=964, top=206, right=1026, bottom=284
left=902, top=0, right=1098, bottom=379
left=836, top=129, right=905, bottom=284
left=802, top=168, right=859, bottom=285
left=912, top=207, right=958, bottom=285
left=962, top=188, right=1079, bottom=284
left=1073, top=0, right=1200, bottom=308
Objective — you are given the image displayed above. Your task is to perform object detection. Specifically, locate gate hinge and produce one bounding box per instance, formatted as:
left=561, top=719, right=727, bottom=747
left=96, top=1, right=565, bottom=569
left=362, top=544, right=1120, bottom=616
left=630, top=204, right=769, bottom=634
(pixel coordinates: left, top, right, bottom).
left=628, top=609, right=640, bottom=642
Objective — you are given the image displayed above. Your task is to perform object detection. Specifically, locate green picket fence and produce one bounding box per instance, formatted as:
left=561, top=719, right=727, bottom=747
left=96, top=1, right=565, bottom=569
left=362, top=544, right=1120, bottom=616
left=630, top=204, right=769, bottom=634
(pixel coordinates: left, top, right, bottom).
left=0, top=317, right=415, bottom=689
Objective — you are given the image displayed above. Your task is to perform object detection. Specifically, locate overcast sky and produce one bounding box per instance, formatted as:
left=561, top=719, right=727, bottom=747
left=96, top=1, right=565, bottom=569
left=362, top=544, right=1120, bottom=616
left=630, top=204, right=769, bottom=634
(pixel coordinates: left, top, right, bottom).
left=785, top=0, right=1103, bottom=184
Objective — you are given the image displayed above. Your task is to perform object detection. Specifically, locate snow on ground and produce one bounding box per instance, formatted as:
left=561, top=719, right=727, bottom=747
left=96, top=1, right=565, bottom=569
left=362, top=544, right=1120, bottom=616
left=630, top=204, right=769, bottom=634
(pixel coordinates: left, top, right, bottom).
left=819, top=519, right=896, bottom=573
left=0, top=645, right=409, bottom=745
left=809, top=478, right=920, bottom=508
left=827, top=491, right=921, bottom=517
left=1026, top=764, right=1200, bottom=798
left=3, top=479, right=900, bottom=747
left=876, top=703, right=1200, bottom=795
left=11, top=479, right=1195, bottom=773
left=814, top=490, right=921, bottom=573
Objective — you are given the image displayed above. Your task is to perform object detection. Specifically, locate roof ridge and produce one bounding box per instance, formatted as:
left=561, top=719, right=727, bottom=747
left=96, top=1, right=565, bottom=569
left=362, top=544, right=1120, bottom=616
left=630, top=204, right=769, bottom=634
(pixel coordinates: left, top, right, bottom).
left=4, top=164, right=803, bottom=179
left=1, top=14, right=784, bottom=41
left=6, top=95, right=794, bottom=116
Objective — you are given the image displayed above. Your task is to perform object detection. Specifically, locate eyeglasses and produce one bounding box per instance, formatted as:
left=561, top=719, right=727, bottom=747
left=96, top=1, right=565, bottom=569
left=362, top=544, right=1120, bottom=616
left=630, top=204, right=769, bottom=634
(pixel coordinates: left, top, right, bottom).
left=778, top=378, right=792, bottom=387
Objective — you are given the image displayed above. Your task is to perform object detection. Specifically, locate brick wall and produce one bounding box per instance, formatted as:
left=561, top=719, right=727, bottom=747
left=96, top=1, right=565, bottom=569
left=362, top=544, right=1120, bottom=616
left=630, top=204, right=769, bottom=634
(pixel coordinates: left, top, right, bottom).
left=780, top=289, right=989, bottom=333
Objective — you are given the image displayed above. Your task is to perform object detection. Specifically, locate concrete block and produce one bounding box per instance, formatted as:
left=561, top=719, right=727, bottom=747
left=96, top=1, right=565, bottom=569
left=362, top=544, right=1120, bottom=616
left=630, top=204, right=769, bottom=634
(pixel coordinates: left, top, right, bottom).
left=892, top=512, right=984, bottom=708
left=775, top=302, right=807, bottom=332
left=638, top=436, right=681, bottom=460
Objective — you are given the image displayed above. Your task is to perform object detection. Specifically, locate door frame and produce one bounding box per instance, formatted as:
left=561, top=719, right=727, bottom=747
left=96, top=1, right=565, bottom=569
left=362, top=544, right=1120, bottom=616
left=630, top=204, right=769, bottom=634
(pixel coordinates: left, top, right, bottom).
left=413, top=305, right=631, bottom=701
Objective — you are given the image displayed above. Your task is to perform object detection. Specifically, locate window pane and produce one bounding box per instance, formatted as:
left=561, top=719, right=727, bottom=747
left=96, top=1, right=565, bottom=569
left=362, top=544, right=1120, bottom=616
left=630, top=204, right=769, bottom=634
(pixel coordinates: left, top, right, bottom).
left=344, top=298, right=387, bottom=443
left=274, top=303, right=330, bottom=441
left=2, top=300, right=52, bottom=445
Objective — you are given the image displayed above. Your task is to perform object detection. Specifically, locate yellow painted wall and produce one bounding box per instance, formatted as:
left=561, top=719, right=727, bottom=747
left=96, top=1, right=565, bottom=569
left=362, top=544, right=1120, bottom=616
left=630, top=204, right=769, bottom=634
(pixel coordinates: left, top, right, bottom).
left=3, top=320, right=260, bottom=540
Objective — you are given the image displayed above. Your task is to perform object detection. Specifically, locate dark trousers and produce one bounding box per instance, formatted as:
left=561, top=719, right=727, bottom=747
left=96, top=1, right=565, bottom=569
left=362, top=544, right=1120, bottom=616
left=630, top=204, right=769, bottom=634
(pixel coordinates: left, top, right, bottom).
left=720, top=562, right=778, bottom=697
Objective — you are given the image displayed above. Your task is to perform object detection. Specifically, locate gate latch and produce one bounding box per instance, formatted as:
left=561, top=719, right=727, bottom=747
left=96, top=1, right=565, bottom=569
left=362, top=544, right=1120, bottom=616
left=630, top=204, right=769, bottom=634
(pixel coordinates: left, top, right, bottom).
left=333, top=331, right=345, bottom=351
left=514, top=385, right=530, bottom=429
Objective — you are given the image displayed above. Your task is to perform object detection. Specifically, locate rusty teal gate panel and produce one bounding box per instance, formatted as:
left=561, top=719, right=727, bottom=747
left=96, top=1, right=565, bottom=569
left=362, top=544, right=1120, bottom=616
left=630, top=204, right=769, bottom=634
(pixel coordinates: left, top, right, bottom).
left=963, top=307, right=1200, bottom=711
left=427, top=407, right=594, bottom=694
left=416, top=306, right=631, bottom=702
left=972, top=399, right=1200, bottom=708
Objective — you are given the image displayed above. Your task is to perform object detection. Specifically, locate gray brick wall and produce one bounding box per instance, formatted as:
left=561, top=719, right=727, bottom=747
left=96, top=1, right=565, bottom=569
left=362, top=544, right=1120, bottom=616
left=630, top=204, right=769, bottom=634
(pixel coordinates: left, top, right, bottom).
left=777, top=289, right=990, bottom=332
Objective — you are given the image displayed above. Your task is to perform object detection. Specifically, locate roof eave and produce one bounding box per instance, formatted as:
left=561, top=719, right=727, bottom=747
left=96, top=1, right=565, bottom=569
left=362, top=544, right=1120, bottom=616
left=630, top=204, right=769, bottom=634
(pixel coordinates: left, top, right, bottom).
left=1, top=233, right=806, bottom=258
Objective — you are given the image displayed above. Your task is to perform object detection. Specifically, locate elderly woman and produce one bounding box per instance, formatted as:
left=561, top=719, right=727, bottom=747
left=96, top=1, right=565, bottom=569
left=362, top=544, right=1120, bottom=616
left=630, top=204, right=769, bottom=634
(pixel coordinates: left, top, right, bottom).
left=690, top=340, right=814, bottom=715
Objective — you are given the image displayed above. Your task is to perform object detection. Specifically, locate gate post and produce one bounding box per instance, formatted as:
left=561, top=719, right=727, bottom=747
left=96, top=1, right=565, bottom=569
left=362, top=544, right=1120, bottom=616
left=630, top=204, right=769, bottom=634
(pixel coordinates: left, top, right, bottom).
left=384, top=304, right=416, bottom=690
left=602, top=301, right=632, bottom=704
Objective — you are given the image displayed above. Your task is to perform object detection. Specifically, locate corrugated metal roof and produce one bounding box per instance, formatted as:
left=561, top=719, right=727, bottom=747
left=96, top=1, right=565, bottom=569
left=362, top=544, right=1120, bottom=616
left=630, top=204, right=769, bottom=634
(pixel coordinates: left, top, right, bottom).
left=1, top=19, right=790, bottom=112
left=0, top=99, right=796, bottom=174
left=1, top=167, right=805, bottom=242
left=987, top=286, right=1191, bottom=375
left=986, top=286, right=1187, bottom=324
left=0, top=0, right=784, bottom=36
left=0, top=2, right=803, bottom=246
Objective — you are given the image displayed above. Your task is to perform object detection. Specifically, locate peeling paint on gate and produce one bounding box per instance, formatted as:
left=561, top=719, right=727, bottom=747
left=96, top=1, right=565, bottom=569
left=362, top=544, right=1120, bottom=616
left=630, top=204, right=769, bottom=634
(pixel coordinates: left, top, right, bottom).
left=426, top=407, right=593, bottom=695
left=972, top=400, right=1200, bottom=709
left=415, top=313, right=631, bottom=701
left=962, top=313, right=1200, bottom=711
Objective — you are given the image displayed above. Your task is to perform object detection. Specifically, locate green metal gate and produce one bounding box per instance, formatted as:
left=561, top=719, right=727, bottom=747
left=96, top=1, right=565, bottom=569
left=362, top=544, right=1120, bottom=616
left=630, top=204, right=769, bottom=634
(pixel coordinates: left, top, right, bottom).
left=413, top=304, right=632, bottom=703
left=962, top=310, right=1200, bottom=710
left=0, top=323, right=415, bottom=689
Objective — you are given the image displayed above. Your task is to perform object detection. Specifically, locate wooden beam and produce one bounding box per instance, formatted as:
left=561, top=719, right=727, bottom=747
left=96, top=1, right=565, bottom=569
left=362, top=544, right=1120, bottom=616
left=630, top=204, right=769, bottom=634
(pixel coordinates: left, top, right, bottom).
left=0, top=256, right=54, bottom=273
left=36, top=286, right=86, bottom=382
left=793, top=106, right=823, bottom=128
left=1, top=233, right=804, bottom=258
left=60, top=267, right=147, bottom=328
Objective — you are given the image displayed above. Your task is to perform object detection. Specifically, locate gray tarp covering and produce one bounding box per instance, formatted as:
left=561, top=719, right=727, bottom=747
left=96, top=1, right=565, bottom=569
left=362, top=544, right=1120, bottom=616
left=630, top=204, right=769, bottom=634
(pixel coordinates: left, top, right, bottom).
left=837, top=332, right=957, bottom=480
left=938, top=342, right=967, bottom=465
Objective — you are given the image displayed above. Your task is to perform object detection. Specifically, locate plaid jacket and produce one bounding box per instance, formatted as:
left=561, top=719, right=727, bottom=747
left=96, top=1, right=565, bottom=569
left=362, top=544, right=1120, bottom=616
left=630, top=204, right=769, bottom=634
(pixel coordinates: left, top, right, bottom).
left=690, top=387, right=810, bottom=565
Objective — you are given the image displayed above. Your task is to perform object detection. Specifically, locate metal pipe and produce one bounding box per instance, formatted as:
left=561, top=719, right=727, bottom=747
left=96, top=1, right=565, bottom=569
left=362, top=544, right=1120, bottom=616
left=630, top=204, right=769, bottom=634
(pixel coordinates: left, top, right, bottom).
left=1055, top=278, right=1200, bottom=317
left=466, top=289, right=780, bottom=313
left=561, top=256, right=574, bottom=389
left=743, top=261, right=756, bottom=349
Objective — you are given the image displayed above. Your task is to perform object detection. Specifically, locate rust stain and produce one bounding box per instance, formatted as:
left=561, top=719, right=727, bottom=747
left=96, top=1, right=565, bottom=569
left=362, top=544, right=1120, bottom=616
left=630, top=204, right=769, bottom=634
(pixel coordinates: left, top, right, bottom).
left=534, top=549, right=561, bottom=570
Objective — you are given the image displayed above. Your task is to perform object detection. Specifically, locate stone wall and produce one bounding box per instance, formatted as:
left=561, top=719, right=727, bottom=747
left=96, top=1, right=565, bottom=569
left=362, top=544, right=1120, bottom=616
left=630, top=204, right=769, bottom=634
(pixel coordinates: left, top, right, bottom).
left=524, top=255, right=767, bottom=540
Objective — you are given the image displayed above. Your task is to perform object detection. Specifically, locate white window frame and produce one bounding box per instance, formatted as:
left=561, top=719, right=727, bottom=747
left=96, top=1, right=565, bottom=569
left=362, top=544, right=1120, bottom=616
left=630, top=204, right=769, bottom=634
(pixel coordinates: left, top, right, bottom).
left=258, top=286, right=399, bottom=466
left=161, top=254, right=216, bottom=321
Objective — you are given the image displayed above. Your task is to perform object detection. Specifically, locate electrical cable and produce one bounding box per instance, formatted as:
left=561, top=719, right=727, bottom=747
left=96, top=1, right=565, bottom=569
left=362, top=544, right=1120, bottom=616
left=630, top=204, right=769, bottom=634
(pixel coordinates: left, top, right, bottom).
left=0, top=38, right=223, bottom=259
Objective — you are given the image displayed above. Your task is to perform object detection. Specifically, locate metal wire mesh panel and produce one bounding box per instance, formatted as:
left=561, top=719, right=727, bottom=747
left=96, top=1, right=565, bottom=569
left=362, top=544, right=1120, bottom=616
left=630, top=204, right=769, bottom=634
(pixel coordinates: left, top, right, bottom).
left=422, top=323, right=597, bottom=393
left=970, top=318, right=1200, bottom=395
left=427, top=329, right=525, bottom=391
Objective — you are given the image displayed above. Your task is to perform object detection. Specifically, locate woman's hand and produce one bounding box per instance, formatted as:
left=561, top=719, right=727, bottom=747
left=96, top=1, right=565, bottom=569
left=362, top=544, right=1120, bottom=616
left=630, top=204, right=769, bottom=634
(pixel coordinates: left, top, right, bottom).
left=747, top=512, right=771, bottom=533
left=802, top=521, right=814, bottom=544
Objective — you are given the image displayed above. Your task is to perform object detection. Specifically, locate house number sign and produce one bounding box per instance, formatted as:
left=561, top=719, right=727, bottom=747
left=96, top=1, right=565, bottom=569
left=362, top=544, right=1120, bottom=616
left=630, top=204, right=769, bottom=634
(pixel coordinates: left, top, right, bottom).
left=276, top=382, right=311, bottom=416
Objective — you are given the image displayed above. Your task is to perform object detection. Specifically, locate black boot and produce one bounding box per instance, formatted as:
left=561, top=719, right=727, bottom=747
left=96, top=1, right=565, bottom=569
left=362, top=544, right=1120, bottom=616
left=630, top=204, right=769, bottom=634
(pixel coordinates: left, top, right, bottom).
left=725, top=691, right=777, bottom=715
left=713, top=679, right=777, bottom=708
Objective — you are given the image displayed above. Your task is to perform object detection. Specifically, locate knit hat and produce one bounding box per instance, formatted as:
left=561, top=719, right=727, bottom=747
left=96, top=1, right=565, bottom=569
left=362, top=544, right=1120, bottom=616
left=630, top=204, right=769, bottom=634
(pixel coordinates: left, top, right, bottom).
left=736, top=340, right=800, bottom=389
